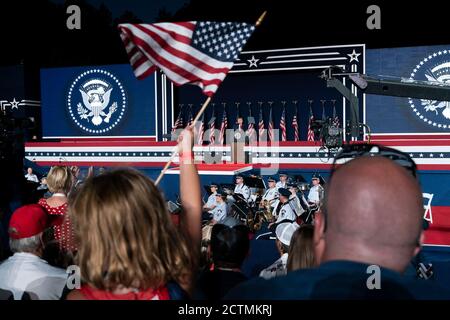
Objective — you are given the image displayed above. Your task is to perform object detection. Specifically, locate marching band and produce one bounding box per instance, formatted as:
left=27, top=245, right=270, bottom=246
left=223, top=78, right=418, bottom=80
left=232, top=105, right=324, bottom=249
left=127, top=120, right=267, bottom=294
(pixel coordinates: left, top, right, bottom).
left=201, top=172, right=325, bottom=231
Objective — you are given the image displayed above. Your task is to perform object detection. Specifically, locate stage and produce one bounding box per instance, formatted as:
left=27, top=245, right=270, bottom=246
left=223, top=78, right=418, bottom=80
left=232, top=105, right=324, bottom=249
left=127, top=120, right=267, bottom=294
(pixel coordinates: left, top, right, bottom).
left=25, top=138, right=450, bottom=249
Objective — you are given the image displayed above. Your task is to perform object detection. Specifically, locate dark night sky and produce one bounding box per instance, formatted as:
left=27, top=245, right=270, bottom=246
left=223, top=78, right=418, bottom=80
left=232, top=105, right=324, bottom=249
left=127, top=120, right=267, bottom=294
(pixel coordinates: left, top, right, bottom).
left=51, top=0, right=189, bottom=22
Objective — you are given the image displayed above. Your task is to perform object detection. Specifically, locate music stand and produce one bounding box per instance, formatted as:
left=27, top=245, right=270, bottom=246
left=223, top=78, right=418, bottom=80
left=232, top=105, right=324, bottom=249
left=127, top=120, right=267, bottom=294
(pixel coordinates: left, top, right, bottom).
left=293, top=174, right=307, bottom=183
left=244, top=176, right=266, bottom=189
left=220, top=183, right=235, bottom=193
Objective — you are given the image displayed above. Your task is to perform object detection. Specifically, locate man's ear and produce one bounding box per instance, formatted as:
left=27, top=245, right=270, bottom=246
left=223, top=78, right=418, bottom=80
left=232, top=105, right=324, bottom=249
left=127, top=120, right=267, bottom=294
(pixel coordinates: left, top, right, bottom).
left=413, top=232, right=425, bottom=257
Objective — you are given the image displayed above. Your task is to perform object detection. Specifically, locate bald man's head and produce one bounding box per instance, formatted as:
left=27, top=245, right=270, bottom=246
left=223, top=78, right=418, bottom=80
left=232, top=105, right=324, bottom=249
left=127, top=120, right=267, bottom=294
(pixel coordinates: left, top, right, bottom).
left=320, top=156, right=423, bottom=272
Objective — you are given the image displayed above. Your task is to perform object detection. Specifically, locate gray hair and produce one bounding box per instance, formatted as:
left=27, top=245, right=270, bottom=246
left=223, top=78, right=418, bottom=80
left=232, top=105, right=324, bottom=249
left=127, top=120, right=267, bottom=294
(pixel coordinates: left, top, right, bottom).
left=9, top=233, right=42, bottom=253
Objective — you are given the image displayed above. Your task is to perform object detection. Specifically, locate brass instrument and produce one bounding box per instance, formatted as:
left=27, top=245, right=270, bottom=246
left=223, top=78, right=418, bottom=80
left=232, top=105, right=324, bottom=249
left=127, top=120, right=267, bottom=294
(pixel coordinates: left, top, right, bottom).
left=261, top=199, right=274, bottom=222
left=247, top=199, right=274, bottom=232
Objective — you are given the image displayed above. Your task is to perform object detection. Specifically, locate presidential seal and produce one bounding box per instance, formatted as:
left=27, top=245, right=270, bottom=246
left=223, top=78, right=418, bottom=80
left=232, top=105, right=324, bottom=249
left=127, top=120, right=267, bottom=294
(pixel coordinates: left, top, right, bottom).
left=67, top=69, right=126, bottom=133
left=408, top=50, right=450, bottom=129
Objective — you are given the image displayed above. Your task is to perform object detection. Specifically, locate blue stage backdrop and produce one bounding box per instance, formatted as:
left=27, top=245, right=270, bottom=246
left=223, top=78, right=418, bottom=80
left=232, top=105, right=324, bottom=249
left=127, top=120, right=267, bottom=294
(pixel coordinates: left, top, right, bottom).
left=40, top=64, right=156, bottom=138
left=177, top=71, right=343, bottom=141
left=175, top=44, right=365, bottom=141
left=366, top=44, right=450, bottom=136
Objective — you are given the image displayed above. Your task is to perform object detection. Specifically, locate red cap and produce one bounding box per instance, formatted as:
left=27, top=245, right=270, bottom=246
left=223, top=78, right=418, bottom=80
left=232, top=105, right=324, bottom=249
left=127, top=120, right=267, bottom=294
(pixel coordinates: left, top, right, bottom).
left=9, top=204, right=49, bottom=239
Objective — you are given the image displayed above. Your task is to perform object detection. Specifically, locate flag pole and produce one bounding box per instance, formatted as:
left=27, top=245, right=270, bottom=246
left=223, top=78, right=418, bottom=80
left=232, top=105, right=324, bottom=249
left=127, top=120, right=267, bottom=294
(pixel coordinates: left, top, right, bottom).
left=154, top=96, right=211, bottom=186
left=154, top=11, right=268, bottom=186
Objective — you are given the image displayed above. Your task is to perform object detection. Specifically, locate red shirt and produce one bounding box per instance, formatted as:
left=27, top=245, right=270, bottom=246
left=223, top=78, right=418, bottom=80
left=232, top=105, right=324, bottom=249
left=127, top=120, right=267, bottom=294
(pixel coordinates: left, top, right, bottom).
left=38, top=198, right=77, bottom=252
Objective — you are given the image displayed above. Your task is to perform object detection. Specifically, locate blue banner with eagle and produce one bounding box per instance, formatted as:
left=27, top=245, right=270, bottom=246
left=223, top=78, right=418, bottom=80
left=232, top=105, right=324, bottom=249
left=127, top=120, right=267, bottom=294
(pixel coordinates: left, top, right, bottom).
left=366, top=44, right=450, bottom=137
left=40, top=64, right=156, bottom=138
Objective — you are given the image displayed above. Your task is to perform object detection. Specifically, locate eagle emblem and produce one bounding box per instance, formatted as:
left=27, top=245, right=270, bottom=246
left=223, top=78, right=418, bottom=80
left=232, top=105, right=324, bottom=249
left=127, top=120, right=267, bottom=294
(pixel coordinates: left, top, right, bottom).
left=67, top=69, right=126, bottom=134
left=421, top=71, right=450, bottom=119
left=78, top=79, right=117, bottom=126
left=409, top=50, right=450, bottom=129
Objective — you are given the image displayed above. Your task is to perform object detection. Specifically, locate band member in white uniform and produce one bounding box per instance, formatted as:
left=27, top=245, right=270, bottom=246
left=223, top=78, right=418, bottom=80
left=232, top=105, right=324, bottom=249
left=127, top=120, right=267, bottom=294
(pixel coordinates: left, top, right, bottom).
left=287, top=183, right=305, bottom=217
left=203, top=183, right=218, bottom=213
left=307, top=174, right=323, bottom=205
left=234, top=175, right=250, bottom=202
left=271, top=188, right=297, bottom=226
left=276, top=173, right=288, bottom=190
left=262, top=177, right=279, bottom=207
left=210, top=193, right=228, bottom=224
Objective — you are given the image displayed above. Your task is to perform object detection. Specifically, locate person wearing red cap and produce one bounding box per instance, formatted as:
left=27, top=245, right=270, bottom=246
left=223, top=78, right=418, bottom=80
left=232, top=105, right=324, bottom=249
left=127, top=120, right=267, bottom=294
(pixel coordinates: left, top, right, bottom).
left=0, top=204, right=67, bottom=300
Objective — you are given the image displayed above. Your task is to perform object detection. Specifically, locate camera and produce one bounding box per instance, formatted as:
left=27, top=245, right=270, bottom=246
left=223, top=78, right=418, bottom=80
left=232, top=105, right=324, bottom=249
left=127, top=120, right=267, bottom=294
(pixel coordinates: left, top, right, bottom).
left=311, top=118, right=343, bottom=149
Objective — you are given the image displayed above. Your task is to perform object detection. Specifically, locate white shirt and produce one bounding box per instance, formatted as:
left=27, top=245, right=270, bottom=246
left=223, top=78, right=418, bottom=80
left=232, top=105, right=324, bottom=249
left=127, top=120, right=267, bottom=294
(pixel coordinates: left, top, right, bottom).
left=276, top=181, right=287, bottom=190
left=234, top=184, right=250, bottom=201
left=25, top=174, right=39, bottom=183
left=0, top=252, right=68, bottom=300
left=274, top=201, right=297, bottom=223
left=308, top=185, right=322, bottom=203
left=211, top=202, right=227, bottom=223
left=262, top=187, right=279, bottom=203
left=290, top=194, right=305, bottom=216
left=205, top=192, right=217, bottom=213
left=259, top=253, right=288, bottom=280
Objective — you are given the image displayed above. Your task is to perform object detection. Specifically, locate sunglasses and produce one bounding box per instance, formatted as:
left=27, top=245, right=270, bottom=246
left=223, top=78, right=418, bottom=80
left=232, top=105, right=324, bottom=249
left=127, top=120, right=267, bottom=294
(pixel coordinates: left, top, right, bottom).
left=321, top=144, right=418, bottom=232
left=331, top=143, right=417, bottom=178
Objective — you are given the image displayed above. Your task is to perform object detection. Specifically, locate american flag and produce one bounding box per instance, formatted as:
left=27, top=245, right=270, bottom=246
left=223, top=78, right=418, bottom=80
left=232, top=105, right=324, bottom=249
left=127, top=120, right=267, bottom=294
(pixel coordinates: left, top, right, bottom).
left=258, top=106, right=265, bottom=141
left=332, top=103, right=340, bottom=127
left=247, top=120, right=257, bottom=143
left=187, top=106, right=193, bottom=127
left=280, top=107, right=287, bottom=142
left=119, top=21, right=255, bottom=96
left=172, top=108, right=184, bottom=133
left=268, top=107, right=274, bottom=142
left=209, top=116, right=216, bottom=144
left=307, top=107, right=315, bottom=142
left=219, top=109, right=228, bottom=145
left=292, top=113, right=299, bottom=142
left=196, top=113, right=205, bottom=145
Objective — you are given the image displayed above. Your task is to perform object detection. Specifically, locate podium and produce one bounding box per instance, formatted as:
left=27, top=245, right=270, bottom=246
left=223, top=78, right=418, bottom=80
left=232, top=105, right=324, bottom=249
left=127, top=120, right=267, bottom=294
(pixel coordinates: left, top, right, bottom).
left=232, top=130, right=250, bottom=164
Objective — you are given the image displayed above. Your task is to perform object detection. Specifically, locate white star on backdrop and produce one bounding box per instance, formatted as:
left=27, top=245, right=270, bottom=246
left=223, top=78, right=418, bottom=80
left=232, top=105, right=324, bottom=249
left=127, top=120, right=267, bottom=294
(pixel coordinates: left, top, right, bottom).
left=347, top=50, right=361, bottom=63
left=247, top=55, right=259, bottom=68
left=10, top=98, right=19, bottom=109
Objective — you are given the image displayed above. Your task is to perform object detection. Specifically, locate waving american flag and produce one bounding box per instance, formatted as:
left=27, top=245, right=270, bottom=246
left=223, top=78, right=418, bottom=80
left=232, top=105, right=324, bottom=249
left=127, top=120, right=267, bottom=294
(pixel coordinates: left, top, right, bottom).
left=119, top=21, right=255, bottom=96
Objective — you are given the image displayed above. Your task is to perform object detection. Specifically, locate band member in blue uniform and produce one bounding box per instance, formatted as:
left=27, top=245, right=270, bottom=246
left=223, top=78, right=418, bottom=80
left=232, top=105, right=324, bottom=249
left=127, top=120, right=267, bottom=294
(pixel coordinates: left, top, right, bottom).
left=203, top=183, right=219, bottom=213
left=210, top=192, right=228, bottom=225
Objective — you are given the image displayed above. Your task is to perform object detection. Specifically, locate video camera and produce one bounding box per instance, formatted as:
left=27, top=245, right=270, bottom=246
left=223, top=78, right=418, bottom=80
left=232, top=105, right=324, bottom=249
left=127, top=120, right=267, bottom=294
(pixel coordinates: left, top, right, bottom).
left=311, top=118, right=343, bottom=149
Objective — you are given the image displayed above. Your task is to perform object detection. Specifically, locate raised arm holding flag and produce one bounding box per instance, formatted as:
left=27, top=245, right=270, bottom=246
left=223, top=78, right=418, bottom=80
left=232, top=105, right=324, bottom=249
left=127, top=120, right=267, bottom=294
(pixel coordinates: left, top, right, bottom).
left=119, top=11, right=266, bottom=184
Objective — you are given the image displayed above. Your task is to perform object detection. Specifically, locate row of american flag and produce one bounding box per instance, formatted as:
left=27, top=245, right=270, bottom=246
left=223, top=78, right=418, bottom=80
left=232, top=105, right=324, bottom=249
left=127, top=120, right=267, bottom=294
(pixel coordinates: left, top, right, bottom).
left=171, top=101, right=340, bottom=144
